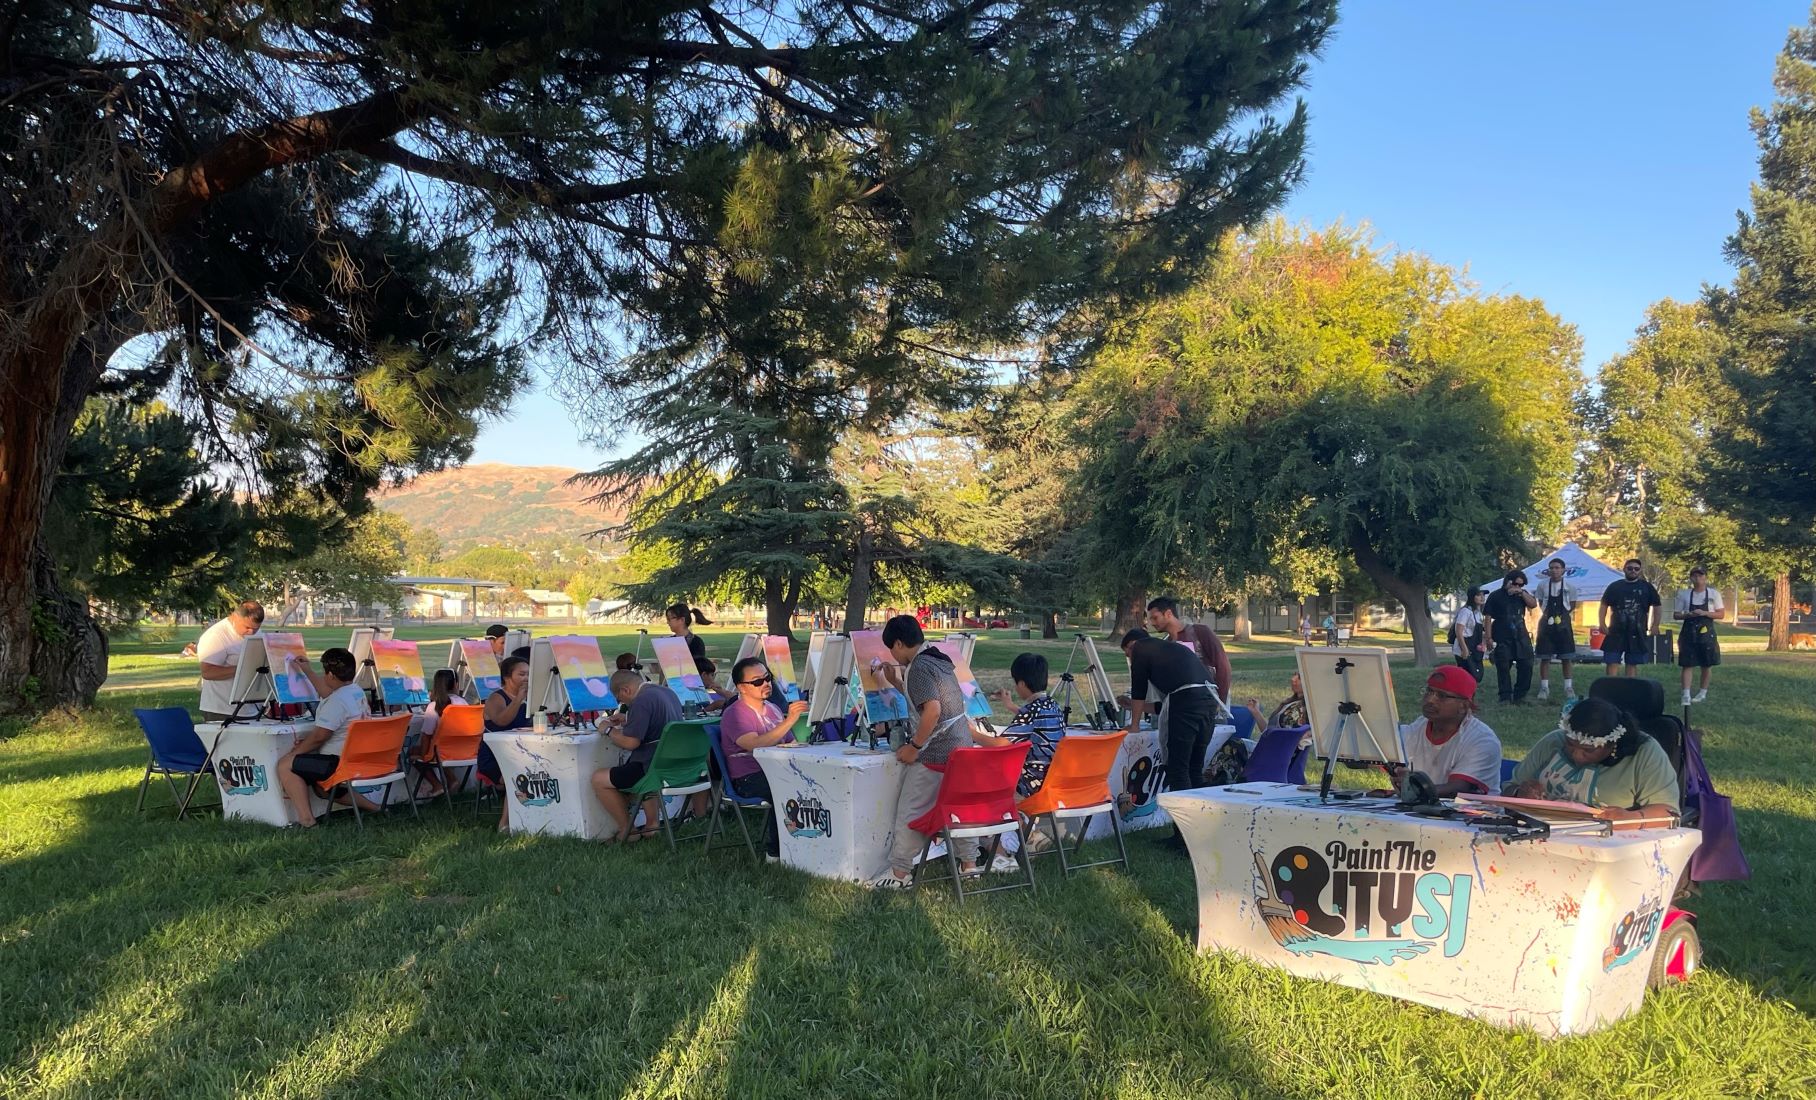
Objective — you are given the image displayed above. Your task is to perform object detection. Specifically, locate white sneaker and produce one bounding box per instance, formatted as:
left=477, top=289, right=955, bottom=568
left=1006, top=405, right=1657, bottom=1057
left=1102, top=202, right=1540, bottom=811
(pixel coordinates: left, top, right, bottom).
left=868, top=871, right=911, bottom=890
left=1693, top=690, right=1708, bottom=704
left=1682, top=690, right=1693, bottom=707
left=763, top=854, right=780, bottom=864
left=989, top=853, right=1021, bottom=874
left=1537, top=683, right=1551, bottom=701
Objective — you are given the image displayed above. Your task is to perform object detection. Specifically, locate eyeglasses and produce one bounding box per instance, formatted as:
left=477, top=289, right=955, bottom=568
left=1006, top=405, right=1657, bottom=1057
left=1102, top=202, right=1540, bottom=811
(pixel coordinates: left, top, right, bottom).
left=1422, top=687, right=1468, bottom=702
left=740, top=674, right=773, bottom=687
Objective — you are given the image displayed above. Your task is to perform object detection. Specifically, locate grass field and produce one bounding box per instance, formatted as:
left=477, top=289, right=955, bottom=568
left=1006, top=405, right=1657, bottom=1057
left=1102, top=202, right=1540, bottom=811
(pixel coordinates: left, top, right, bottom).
left=2, top=624, right=1813, bottom=1098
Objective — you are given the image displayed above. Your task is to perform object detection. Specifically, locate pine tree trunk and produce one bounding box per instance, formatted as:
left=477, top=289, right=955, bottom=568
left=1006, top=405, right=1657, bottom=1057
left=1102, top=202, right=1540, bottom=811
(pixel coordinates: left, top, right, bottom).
left=1769, top=571, right=1791, bottom=651
left=1040, top=609, right=1059, bottom=639
left=765, top=574, right=800, bottom=639
left=843, top=532, right=873, bottom=632
left=1347, top=532, right=1439, bottom=667
left=1233, top=593, right=1253, bottom=642
left=1108, top=588, right=1145, bottom=638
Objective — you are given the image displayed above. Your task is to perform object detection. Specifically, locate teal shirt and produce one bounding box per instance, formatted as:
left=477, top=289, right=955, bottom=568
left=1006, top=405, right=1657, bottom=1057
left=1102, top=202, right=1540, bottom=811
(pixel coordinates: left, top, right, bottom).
left=1507, top=729, right=1681, bottom=813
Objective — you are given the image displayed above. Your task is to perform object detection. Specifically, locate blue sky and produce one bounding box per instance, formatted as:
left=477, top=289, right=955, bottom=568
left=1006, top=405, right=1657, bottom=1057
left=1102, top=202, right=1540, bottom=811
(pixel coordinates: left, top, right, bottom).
left=466, top=0, right=1808, bottom=470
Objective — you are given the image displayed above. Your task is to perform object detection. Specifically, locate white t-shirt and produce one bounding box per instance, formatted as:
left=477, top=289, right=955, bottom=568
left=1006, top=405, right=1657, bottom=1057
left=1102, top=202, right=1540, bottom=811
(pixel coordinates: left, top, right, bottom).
left=313, top=683, right=372, bottom=756
left=197, top=617, right=254, bottom=715
left=1673, top=587, right=1725, bottom=616
left=1401, top=714, right=1502, bottom=794
left=1532, top=577, right=1575, bottom=613
left=1452, top=607, right=1481, bottom=657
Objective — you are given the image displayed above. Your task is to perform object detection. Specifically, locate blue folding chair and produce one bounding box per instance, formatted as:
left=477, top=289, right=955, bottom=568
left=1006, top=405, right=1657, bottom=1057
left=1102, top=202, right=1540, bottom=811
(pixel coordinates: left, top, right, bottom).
left=1229, top=705, right=1257, bottom=743
left=133, top=708, right=219, bottom=819
left=1500, top=758, right=1519, bottom=786
left=1244, top=725, right=1311, bottom=784
left=704, top=722, right=772, bottom=861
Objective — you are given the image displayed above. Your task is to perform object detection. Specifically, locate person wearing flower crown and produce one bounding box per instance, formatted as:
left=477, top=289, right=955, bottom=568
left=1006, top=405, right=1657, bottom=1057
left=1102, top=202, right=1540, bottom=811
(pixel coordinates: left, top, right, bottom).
left=1503, top=697, right=1680, bottom=825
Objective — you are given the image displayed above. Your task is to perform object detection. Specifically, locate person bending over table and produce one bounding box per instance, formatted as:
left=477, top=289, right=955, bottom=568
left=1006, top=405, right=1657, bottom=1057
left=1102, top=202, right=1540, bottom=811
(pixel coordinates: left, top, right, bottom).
left=1504, top=697, right=1680, bottom=826
left=1373, top=665, right=1502, bottom=800
left=275, top=648, right=378, bottom=828
left=1146, top=596, right=1233, bottom=712
left=719, top=657, right=809, bottom=859
left=196, top=598, right=265, bottom=721
left=590, top=670, right=684, bottom=843
left=870, top=615, right=1010, bottom=888
left=1121, top=627, right=1216, bottom=852
left=480, top=656, right=531, bottom=832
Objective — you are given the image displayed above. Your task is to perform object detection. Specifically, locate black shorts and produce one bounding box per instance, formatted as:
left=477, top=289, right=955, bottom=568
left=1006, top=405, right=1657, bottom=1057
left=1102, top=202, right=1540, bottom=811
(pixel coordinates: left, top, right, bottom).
left=609, top=761, right=650, bottom=790
left=1602, top=630, right=1651, bottom=666
left=1535, top=623, right=1577, bottom=660
left=1679, top=626, right=1721, bottom=668
left=291, top=753, right=340, bottom=784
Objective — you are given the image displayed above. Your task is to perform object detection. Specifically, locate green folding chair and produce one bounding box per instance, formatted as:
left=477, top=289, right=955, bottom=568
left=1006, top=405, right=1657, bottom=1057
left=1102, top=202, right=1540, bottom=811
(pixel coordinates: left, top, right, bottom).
left=621, top=719, right=714, bottom=851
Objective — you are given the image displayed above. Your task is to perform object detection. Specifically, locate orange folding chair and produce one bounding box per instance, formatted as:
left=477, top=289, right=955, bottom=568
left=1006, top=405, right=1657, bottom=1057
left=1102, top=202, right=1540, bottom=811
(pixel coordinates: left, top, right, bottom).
left=1016, top=731, right=1130, bottom=877
left=417, top=703, right=486, bottom=813
left=909, top=743, right=1035, bottom=903
left=316, top=714, right=416, bottom=827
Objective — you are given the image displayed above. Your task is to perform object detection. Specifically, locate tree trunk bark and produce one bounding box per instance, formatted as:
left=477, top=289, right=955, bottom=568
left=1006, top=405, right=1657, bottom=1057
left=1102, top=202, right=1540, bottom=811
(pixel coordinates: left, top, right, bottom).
left=1108, top=588, right=1145, bottom=639
left=1233, top=593, right=1253, bottom=643
left=1769, top=571, right=1791, bottom=652
left=843, top=532, right=873, bottom=632
left=1040, top=609, right=1059, bottom=640
left=1346, top=531, right=1439, bottom=667
left=765, top=573, right=800, bottom=640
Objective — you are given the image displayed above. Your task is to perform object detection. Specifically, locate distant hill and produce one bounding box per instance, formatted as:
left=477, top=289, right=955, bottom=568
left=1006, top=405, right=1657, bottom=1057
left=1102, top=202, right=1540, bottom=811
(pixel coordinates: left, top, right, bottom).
left=375, top=464, right=624, bottom=550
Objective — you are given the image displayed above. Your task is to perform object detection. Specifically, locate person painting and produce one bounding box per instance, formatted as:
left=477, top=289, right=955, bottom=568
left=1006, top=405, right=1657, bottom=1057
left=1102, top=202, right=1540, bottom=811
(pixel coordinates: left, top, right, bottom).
left=1532, top=558, right=1579, bottom=703
left=274, top=648, right=379, bottom=827
left=1376, top=666, right=1502, bottom=800
left=665, top=602, right=714, bottom=676
left=1674, top=566, right=1724, bottom=706
left=1145, top=596, right=1233, bottom=711
left=717, top=657, right=808, bottom=859
left=1121, top=627, right=1215, bottom=851
left=590, top=669, right=685, bottom=843
left=1451, top=588, right=1486, bottom=682
left=479, top=655, right=532, bottom=832
left=196, top=599, right=265, bottom=721
left=1599, top=558, right=1662, bottom=677
left=871, top=615, right=1010, bottom=888
left=1482, top=570, right=1537, bottom=705
left=1505, top=697, right=1680, bottom=826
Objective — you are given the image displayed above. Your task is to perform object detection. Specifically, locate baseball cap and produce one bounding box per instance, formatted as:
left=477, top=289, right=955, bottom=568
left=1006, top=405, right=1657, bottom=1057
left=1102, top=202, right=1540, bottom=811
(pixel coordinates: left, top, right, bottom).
left=1426, top=664, right=1478, bottom=700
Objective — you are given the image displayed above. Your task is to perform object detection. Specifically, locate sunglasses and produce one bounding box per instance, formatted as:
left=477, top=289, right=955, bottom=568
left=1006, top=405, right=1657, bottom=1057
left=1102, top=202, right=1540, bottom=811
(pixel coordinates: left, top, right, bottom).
left=740, top=674, right=773, bottom=687
left=1508, top=580, right=1526, bottom=587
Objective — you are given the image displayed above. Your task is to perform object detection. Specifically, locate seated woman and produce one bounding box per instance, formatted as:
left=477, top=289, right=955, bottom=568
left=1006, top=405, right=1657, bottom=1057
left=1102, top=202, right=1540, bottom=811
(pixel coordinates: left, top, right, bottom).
left=407, top=668, right=467, bottom=796
left=1504, top=697, right=1680, bottom=826
left=718, top=657, right=809, bottom=858
left=1244, top=672, right=1307, bottom=735
left=480, top=656, right=532, bottom=832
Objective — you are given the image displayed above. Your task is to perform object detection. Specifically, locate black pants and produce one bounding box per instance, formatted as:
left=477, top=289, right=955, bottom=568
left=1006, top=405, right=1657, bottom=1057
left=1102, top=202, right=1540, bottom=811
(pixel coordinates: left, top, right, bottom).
left=729, top=771, right=779, bottom=857
left=1492, top=645, right=1533, bottom=702
left=1161, top=690, right=1215, bottom=797
left=1455, top=653, right=1483, bottom=682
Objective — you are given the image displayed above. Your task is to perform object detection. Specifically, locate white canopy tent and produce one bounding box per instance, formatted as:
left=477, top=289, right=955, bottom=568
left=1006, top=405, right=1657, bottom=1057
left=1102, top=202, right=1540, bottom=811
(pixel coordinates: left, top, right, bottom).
left=1478, top=542, right=1623, bottom=604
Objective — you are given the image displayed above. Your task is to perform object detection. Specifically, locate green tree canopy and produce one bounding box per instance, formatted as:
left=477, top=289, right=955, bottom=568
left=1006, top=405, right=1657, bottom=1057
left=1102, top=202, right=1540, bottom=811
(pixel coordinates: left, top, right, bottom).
left=1068, top=222, right=1584, bottom=665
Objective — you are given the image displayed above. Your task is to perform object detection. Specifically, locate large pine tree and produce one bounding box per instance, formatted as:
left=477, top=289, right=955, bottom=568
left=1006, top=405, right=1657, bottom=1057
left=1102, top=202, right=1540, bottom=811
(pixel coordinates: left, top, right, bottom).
left=1706, top=9, right=1816, bottom=650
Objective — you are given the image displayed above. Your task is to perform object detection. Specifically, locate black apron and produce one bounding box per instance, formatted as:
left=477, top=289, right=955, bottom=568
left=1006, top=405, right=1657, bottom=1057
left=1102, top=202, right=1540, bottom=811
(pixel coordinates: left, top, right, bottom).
left=1537, top=580, right=1575, bottom=655
left=1680, top=590, right=1721, bottom=667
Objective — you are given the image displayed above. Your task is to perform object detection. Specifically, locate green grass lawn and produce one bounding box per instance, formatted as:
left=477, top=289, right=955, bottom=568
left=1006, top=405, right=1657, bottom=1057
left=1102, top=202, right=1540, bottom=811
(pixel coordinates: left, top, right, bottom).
left=2, top=626, right=1813, bottom=1097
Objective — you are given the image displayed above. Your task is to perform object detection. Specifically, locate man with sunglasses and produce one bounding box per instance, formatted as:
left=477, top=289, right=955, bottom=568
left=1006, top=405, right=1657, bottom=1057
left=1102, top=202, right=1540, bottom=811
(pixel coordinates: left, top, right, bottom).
left=1481, top=569, right=1538, bottom=705
left=1378, top=665, right=1502, bottom=800
left=1599, top=558, right=1662, bottom=678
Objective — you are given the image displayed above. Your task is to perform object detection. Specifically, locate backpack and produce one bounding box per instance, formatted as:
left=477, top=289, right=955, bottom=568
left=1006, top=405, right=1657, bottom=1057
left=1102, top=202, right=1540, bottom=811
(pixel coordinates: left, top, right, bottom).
left=1446, top=620, right=1458, bottom=645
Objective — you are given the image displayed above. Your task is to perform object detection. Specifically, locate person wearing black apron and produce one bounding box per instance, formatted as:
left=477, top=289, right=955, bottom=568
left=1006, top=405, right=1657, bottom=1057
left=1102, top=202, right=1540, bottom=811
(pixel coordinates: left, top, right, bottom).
left=1482, top=570, right=1538, bottom=705
left=1532, top=558, right=1579, bottom=702
left=1120, top=628, right=1215, bottom=851
left=1674, top=567, right=1724, bottom=706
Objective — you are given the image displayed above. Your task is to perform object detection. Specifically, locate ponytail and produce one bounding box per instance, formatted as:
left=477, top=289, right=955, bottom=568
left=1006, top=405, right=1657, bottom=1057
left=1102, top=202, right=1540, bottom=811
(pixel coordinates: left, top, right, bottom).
left=667, top=602, right=713, bottom=627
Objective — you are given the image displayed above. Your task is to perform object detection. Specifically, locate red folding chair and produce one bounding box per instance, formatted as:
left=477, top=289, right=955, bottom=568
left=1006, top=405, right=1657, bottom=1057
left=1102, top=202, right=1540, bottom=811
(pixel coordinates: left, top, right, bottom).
left=909, top=743, right=1035, bottom=903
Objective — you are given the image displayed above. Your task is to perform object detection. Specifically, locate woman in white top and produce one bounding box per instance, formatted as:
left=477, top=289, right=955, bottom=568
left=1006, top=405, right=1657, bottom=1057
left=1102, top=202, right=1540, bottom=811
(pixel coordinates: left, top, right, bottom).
left=1452, top=588, right=1485, bottom=682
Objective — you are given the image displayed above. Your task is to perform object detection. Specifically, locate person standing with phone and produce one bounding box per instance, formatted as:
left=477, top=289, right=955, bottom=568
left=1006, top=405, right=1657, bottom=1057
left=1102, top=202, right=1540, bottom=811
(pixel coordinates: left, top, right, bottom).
left=1482, top=570, right=1538, bottom=705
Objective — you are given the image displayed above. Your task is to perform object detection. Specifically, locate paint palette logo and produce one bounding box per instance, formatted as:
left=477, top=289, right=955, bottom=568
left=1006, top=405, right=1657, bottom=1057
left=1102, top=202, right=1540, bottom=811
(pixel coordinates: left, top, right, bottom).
left=1117, top=754, right=1164, bottom=820
left=1602, top=896, right=1665, bottom=971
left=513, top=770, right=561, bottom=807
left=1254, top=840, right=1473, bottom=966
left=784, top=796, right=832, bottom=839
left=218, top=755, right=268, bottom=796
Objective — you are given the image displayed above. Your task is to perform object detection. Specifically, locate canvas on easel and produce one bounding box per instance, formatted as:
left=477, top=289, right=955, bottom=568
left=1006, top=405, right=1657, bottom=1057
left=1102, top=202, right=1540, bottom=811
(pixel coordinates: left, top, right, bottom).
left=370, top=638, right=429, bottom=708
left=504, top=628, right=531, bottom=657
left=941, top=632, right=977, bottom=666
left=262, top=632, right=319, bottom=705
left=1295, top=646, right=1406, bottom=800
left=806, top=634, right=857, bottom=725
left=548, top=635, right=618, bottom=713
left=223, top=635, right=275, bottom=721
left=762, top=635, right=803, bottom=702
left=447, top=639, right=502, bottom=699
left=929, top=638, right=992, bottom=721
left=850, top=630, right=911, bottom=723
left=735, top=633, right=762, bottom=664
left=348, top=627, right=393, bottom=693
left=527, top=637, right=566, bottom=724
left=801, top=630, right=831, bottom=692
left=651, top=635, right=712, bottom=707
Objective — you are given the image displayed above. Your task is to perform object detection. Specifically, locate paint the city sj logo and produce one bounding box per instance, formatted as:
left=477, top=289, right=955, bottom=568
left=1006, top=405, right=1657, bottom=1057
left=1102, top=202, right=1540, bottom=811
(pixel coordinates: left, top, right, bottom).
left=218, top=756, right=268, bottom=796
left=513, top=770, right=561, bottom=807
left=1602, top=896, right=1665, bottom=971
left=784, top=796, right=831, bottom=839
left=1254, top=839, right=1473, bottom=965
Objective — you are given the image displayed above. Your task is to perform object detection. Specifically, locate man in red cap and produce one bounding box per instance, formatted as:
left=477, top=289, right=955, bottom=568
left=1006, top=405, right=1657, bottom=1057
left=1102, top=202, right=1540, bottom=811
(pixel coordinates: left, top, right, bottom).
left=1387, top=665, right=1503, bottom=799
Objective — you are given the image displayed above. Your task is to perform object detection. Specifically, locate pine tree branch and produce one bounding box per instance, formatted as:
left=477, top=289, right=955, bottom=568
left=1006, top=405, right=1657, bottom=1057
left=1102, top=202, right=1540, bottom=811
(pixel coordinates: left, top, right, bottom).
left=359, top=140, right=671, bottom=208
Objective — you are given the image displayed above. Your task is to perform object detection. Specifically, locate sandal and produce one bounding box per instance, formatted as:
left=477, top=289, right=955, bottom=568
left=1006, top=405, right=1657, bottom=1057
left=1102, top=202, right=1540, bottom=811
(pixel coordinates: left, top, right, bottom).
left=624, top=826, right=661, bottom=844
